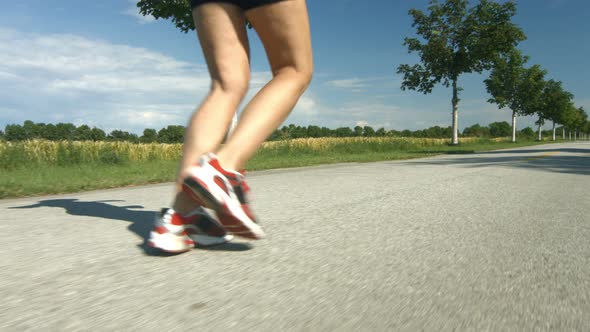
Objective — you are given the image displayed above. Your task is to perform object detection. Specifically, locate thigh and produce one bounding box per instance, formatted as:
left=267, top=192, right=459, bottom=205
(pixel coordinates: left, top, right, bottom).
left=192, top=2, right=250, bottom=83
left=244, top=0, right=312, bottom=75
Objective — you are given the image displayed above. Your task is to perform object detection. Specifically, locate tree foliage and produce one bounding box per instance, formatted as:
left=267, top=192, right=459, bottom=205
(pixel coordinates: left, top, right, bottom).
left=399, top=0, right=525, bottom=91
left=488, top=121, right=511, bottom=137
left=485, top=49, right=529, bottom=112
left=463, top=123, right=489, bottom=137
left=539, top=80, right=573, bottom=126
left=137, top=0, right=195, bottom=33
left=398, top=0, right=525, bottom=143
left=518, top=65, right=547, bottom=117
left=158, top=125, right=185, bottom=143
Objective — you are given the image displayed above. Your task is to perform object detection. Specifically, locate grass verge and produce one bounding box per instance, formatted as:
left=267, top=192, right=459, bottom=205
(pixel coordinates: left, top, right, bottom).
left=0, top=139, right=556, bottom=199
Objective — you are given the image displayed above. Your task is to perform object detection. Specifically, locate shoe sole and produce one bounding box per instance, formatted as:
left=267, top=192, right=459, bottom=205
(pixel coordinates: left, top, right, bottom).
left=189, top=233, right=234, bottom=247
left=182, top=177, right=265, bottom=240
left=148, top=231, right=194, bottom=253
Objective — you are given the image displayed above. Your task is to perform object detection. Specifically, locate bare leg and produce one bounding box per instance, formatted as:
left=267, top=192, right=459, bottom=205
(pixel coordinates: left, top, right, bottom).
left=172, top=2, right=250, bottom=215
left=216, top=0, right=313, bottom=171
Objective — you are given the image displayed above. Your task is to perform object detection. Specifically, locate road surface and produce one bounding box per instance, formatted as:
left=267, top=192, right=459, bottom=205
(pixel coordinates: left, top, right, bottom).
left=1, top=142, right=589, bottom=331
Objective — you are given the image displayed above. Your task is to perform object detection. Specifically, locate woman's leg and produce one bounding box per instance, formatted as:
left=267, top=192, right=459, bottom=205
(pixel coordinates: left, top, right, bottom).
left=172, top=2, right=251, bottom=215
left=215, top=0, right=313, bottom=171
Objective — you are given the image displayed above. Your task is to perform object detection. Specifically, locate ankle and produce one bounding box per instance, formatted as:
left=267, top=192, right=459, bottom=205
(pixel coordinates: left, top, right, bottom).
left=215, top=152, right=241, bottom=173
left=171, top=191, right=196, bottom=216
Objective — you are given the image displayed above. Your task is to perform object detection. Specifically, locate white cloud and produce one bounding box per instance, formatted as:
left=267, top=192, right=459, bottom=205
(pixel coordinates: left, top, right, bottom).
left=325, top=78, right=369, bottom=89
left=323, top=76, right=398, bottom=93
left=0, top=28, right=273, bottom=134
left=293, top=93, right=317, bottom=116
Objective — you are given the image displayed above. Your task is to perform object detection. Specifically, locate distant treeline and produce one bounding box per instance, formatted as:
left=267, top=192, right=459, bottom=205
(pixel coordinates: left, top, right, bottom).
left=0, top=120, right=555, bottom=143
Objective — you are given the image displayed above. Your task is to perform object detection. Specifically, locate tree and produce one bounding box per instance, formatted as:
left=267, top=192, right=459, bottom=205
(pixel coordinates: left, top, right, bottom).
left=290, top=125, right=307, bottom=139
left=376, top=127, right=387, bottom=137
left=515, top=65, right=547, bottom=141
left=519, top=127, right=534, bottom=139
left=412, top=129, right=425, bottom=138
left=42, top=124, right=58, bottom=141
left=75, top=125, right=93, bottom=141
left=141, top=128, right=159, bottom=143
left=334, top=127, right=353, bottom=137
left=463, top=123, right=489, bottom=137
left=363, top=126, right=375, bottom=137
left=108, top=130, right=137, bottom=142
left=158, top=125, right=185, bottom=143
left=353, top=126, right=363, bottom=137
left=424, top=125, right=444, bottom=138
left=23, top=120, right=44, bottom=140
left=320, top=127, right=332, bottom=137
left=398, top=0, right=525, bottom=144
left=136, top=0, right=254, bottom=33
left=572, top=107, right=588, bottom=141
left=137, top=0, right=194, bottom=33
left=307, top=125, right=322, bottom=138
left=55, top=123, right=76, bottom=140
left=90, top=127, right=106, bottom=141
left=488, top=121, right=511, bottom=137
left=4, top=124, right=26, bottom=141
left=538, top=80, right=573, bottom=141
left=485, top=49, right=530, bottom=142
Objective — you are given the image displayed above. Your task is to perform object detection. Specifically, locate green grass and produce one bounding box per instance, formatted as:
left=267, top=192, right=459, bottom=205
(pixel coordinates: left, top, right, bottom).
left=0, top=161, right=178, bottom=199
left=0, top=139, right=556, bottom=199
left=247, top=138, right=552, bottom=170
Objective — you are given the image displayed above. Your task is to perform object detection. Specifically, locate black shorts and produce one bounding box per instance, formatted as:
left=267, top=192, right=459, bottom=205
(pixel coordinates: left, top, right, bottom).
left=190, top=0, right=287, bottom=11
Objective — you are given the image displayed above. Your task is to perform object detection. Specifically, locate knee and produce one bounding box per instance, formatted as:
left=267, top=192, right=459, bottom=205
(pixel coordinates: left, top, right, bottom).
left=211, top=71, right=250, bottom=100
left=274, top=65, right=313, bottom=92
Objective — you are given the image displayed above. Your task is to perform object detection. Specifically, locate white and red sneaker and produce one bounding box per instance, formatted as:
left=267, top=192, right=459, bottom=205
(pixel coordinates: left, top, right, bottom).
left=148, top=208, right=195, bottom=253
left=182, top=153, right=265, bottom=240
left=184, top=207, right=234, bottom=247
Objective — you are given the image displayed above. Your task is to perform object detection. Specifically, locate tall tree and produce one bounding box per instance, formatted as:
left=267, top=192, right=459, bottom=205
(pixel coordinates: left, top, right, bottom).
left=573, top=107, right=588, bottom=141
left=398, top=0, right=525, bottom=144
left=516, top=65, right=547, bottom=141
left=538, top=80, right=573, bottom=141
left=484, top=49, right=529, bottom=142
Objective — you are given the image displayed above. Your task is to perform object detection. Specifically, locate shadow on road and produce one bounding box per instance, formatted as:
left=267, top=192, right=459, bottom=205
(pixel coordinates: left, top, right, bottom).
left=405, top=147, right=590, bottom=176
left=479, top=147, right=590, bottom=155
left=9, top=199, right=252, bottom=255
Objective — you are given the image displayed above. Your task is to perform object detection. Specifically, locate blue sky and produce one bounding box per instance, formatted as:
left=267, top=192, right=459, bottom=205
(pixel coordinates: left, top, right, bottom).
left=1, top=0, right=589, bottom=134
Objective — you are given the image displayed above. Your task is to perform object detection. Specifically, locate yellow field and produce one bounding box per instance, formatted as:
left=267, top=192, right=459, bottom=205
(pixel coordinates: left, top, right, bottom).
left=0, top=137, right=498, bottom=169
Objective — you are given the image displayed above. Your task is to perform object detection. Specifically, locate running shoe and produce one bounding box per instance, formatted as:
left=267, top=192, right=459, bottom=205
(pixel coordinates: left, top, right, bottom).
left=148, top=208, right=195, bottom=253
left=184, top=207, right=234, bottom=247
left=182, top=153, right=265, bottom=239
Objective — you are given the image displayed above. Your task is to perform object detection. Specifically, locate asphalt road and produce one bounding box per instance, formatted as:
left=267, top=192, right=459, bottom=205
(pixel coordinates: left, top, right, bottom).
left=1, top=142, right=589, bottom=331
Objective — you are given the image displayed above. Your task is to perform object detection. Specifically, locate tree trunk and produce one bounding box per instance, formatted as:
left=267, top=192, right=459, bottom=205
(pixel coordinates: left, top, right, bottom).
left=552, top=122, right=556, bottom=141
left=537, top=122, right=542, bottom=141
left=574, top=129, right=577, bottom=141
left=563, top=127, right=566, bottom=140
left=451, top=79, right=459, bottom=145
left=511, top=110, right=517, bottom=143
left=569, top=131, right=572, bottom=140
